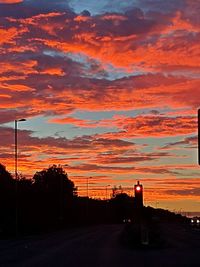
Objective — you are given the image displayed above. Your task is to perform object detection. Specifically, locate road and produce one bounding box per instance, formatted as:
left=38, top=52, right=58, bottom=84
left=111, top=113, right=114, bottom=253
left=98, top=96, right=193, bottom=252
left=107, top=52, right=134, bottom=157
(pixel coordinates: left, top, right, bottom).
left=0, top=224, right=199, bottom=267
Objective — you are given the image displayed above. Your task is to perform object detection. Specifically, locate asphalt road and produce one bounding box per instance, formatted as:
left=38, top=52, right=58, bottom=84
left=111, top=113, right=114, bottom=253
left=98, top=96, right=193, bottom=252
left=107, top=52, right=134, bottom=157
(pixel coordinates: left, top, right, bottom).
left=0, top=224, right=199, bottom=267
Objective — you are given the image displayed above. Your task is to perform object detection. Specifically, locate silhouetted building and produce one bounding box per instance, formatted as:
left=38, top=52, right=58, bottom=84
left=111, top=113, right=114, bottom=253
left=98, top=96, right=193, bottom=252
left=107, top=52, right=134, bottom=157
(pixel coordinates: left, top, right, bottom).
left=134, top=181, right=143, bottom=208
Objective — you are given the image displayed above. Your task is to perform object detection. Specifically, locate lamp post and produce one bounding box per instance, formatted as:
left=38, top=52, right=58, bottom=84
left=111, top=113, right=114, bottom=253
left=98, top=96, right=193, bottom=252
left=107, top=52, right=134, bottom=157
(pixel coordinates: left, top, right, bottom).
left=15, top=119, right=26, bottom=237
left=105, top=185, right=110, bottom=222
left=86, top=176, right=89, bottom=198
left=106, top=185, right=110, bottom=200
left=155, top=201, right=159, bottom=209
left=86, top=176, right=92, bottom=198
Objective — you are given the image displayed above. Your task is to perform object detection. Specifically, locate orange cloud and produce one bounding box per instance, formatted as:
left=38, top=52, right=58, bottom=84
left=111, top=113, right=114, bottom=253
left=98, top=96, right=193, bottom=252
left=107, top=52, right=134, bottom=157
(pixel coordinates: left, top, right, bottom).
left=39, top=67, right=65, bottom=76
left=0, top=60, right=37, bottom=75
left=49, top=116, right=97, bottom=127
left=50, top=113, right=197, bottom=138
left=34, top=11, right=199, bottom=71
left=93, top=114, right=197, bottom=138
left=0, top=28, right=18, bottom=44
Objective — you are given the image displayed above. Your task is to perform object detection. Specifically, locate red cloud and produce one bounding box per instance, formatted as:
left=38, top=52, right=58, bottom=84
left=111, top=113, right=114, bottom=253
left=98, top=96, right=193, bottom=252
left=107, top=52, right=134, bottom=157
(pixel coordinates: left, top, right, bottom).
left=161, top=136, right=197, bottom=150
left=92, top=152, right=181, bottom=165
left=28, top=9, right=198, bottom=71
left=0, top=7, right=199, bottom=123
left=0, top=27, right=19, bottom=44
left=0, top=0, right=22, bottom=3
left=49, top=117, right=97, bottom=127
left=92, top=114, right=197, bottom=138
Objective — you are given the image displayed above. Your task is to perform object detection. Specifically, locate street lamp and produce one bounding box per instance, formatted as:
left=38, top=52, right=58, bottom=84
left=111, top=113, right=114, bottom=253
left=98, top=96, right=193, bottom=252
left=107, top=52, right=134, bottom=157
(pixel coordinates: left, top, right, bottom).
left=15, top=118, right=26, bottom=237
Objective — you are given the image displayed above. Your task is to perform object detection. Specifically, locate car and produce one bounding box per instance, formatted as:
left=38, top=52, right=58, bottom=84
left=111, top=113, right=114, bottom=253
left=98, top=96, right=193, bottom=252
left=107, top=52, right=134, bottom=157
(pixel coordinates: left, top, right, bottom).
left=190, top=217, right=200, bottom=228
left=123, top=218, right=131, bottom=223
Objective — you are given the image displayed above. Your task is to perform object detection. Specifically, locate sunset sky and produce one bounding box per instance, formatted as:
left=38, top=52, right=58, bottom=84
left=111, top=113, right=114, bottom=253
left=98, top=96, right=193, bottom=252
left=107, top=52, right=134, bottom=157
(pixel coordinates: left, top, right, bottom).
left=0, top=0, right=199, bottom=212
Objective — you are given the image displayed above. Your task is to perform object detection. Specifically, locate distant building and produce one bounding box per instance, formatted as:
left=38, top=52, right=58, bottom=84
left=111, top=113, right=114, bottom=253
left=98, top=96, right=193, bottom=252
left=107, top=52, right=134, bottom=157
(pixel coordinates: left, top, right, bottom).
left=134, top=181, right=143, bottom=208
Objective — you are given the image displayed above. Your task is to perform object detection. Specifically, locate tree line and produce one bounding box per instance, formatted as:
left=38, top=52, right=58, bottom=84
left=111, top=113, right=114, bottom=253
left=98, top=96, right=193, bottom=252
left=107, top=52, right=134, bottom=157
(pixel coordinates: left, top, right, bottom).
left=0, top=163, right=135, bottom=237
left=0, top=163, right=187, bottom=238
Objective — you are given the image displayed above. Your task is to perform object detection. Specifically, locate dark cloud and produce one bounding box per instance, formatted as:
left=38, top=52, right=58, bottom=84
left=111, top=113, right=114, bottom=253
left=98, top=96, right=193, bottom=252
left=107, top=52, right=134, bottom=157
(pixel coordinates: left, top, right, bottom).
left=80, top=10, right=91, bottom=17
left=0, top=0, right=72, bottom=18
left=0, top=126, right=134, bottom=150
left=165, top=187, right=200, bottom=196
left=138, top=167, right=178, bottom=175
left=94, top=151, right=175, bottom=164
left=67, top=163, right=179, bottom=175
left=150, top=110, right=160, bottom=115
left=92, top=138, right=134, bottom=147
left=0, top=108, right=42, bottom=124
left=162, top=136, right=197, bottom=149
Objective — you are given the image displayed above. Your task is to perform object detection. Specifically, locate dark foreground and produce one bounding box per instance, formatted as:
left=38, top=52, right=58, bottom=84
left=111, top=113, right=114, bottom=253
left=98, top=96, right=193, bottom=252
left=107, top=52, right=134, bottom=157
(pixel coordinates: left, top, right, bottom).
left=0, top=224, right=199, bottom=267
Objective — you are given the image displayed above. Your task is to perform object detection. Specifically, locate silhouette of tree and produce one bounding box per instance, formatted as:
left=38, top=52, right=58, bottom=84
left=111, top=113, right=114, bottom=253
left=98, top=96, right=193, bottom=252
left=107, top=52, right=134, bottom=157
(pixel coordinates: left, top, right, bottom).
left=32, top=165, right=76, bottom=227
left=33, top=165, right=76, bottom=196
left=0, top=163, right=14, bottom=189
left=112, top=185, right=124, bottom=198
left=0, top=164, right=15, bottom=234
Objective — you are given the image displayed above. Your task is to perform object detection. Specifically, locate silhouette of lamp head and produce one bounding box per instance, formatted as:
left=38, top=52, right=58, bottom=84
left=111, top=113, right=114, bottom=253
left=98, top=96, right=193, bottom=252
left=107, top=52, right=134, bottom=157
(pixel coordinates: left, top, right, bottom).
left=16, top=119, right=26, bottom=122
